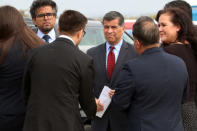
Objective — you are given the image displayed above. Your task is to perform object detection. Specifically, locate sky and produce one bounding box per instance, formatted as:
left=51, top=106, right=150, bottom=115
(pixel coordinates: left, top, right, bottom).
left=0, top=0, right=194, bottom=18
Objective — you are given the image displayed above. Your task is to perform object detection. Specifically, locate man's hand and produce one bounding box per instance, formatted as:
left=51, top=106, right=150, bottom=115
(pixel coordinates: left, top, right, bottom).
left=109, top=89, right=115, bottom=99
left=95, top=98, right=104, bottom=112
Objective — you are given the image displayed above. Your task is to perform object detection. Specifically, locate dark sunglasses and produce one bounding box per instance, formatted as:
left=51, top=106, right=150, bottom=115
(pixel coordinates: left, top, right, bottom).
left=36, top=13, right=56, bottom=18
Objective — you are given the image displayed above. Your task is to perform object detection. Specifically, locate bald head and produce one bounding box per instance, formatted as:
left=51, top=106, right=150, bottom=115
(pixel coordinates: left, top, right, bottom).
left=133, top=16, right=160, bottom=46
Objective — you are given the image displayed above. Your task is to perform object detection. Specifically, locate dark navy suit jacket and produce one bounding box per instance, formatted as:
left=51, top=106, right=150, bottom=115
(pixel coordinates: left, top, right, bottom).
left=113, top=47, right=189, bottom=131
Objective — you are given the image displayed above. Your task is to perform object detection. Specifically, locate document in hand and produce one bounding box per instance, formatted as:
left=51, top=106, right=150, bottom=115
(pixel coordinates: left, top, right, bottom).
left=96, top=86, right=112, bottom=118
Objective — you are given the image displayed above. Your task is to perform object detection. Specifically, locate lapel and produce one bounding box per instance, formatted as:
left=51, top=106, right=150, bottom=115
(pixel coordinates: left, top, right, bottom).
left=111, top=41, right=129, bottom=84
left=98, top=43, right=109, bottom=81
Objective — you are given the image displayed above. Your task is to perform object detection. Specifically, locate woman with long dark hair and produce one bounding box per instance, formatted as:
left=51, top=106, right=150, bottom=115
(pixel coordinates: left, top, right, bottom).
left=0, top=6, right=44, bottom=131
left=156, top=8, right=197, bottom=131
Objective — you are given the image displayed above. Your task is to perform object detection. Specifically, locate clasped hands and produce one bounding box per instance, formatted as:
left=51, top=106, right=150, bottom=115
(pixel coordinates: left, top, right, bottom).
left=95, top=89, right=115, bottom=112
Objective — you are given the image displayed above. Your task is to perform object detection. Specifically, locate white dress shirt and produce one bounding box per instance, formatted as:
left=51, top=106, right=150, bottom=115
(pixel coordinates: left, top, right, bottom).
left=37, top=28, right=56, bottom=43
left=58, top=35, right=75, bottom=45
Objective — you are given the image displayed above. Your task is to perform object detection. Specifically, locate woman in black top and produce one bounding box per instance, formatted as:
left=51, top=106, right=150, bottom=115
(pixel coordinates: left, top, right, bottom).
left=156, top=8, right=197, bottom=131
left=0, top=6, right=44, bottom=131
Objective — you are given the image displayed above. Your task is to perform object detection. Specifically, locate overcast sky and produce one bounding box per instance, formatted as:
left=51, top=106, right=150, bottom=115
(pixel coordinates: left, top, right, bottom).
left=0, top=0, right=193, bottom=18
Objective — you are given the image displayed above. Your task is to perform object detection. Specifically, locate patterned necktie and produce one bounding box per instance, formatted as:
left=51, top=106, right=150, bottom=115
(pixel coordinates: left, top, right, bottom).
left=107, top=46, right=115, bottom=79
left=42, top=35, right=50, bottom=43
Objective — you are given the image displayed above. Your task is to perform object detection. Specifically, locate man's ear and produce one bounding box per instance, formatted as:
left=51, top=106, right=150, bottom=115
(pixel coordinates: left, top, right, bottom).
left=135, top=39, right=141, bottom=49
left=122, top=25, right=125, bottom=31
left=74, top=30, right=83, bottom=46
left=76, top=30, right=81, bottom=39
left=77, top=29, right=83, bottom=39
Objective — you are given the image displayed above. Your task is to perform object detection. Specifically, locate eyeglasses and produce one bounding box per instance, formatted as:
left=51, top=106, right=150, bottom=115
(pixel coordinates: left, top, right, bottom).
left=83, top=30, right=86, bottom=37
left=36, top=13, right=56, bottom=19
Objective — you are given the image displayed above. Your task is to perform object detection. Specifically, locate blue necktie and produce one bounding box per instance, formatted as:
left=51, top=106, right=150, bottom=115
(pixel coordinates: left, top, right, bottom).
left=42, top=35, right=50, bottom=43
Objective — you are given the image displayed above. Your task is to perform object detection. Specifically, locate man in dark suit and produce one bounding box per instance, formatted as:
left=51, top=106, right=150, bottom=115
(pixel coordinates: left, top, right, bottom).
left=113, top=16, right=189, bottom=131
left=23, top=10, right=97, bottom=131
left=30, top=0, right=58, bottom=43
left=87, top=11, right=137, bottom=131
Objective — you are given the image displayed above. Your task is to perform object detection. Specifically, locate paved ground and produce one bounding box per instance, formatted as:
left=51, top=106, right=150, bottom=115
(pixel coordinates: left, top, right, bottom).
left=84, top=125, right=91, bottom=131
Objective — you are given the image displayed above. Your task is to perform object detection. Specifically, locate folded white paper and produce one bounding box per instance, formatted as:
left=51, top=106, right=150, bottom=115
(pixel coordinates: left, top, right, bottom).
left=96, top=86, right=112, bottom=118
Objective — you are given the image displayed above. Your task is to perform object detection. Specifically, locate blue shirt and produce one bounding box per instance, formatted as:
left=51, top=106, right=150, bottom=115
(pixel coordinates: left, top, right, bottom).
left=106, top=40, right=123, bottom=68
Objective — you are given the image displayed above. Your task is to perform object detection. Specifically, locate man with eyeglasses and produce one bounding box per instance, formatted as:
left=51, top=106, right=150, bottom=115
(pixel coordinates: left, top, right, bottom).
left=30, top=0, right=58, bottom=43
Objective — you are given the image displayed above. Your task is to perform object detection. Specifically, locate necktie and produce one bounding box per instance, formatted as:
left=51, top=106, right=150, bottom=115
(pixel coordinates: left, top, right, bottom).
left=107, top=46, right=115, bottom=79
left=42, top=35, right=50, bottom=43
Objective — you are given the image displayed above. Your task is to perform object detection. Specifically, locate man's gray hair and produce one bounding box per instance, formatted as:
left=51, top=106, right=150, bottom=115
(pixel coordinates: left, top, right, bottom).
left=102, top=11, right=124, bottom=26
left=133, top=16, right=159, bottom=46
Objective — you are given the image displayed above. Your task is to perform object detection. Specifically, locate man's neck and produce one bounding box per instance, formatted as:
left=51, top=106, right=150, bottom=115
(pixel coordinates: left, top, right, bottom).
left=38, top=28, right=53, bottom=35
left=41, top=29, right=51, bottom=35
left=59, top=33, right=76, bottom=46
left=42, top=31, right=50, bottom=34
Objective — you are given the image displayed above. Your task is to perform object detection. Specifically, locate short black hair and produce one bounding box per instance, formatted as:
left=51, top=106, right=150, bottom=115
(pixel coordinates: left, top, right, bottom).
left=164, top=0, right=192, bottom=19
left=133, top=16, right=159, bottom=46
left=102, top=11, right=124, bottom=26
left=30, top=0, right=57, bottom=19
left=58, top=10, right=87, bottom=35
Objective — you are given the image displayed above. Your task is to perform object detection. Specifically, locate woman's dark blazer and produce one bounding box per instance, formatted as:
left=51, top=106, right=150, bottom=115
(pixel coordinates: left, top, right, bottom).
left=0, top=40, right=26, bottom=130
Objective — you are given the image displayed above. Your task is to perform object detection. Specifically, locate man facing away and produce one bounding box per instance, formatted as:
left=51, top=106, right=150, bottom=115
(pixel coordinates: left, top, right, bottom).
left=113, top=16, right=189, bottom=131
left=30, top=0, right=58, bottom=43
left=23, top=10, right=97, bottom=131
left=87, top=11, right=137, bottom=131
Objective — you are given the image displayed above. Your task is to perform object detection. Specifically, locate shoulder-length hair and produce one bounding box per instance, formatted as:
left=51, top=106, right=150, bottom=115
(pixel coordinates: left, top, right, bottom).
left=0, top=6, right=44, bottom=63
left=156, top=8, right=197, bottom=57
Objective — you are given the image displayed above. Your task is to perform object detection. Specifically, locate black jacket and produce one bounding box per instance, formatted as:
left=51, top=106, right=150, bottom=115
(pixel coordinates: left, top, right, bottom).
left=23, top=37, right=96, bottom=131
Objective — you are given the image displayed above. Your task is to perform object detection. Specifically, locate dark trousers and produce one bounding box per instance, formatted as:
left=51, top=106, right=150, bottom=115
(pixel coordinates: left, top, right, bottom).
left=107, top=121, right=111, bottom=131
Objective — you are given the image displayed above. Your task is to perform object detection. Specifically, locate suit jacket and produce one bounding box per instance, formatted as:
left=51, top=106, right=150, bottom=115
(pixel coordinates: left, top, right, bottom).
left=87, top=40, right=137, bottom=131
left=23, top=37, right=96, bottom=131
left=113, top=47, right=189, bottom=131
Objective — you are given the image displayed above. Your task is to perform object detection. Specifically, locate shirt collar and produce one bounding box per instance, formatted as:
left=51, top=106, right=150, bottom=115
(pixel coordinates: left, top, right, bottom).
left=106, top=39, right=123, bottom=51
left=58, top=35, right=75, bottom=45
left=37, top=28, right=56, bottom=41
